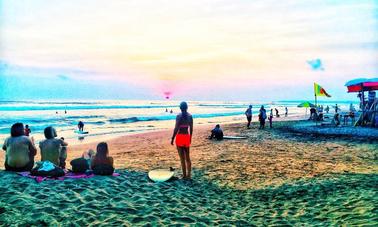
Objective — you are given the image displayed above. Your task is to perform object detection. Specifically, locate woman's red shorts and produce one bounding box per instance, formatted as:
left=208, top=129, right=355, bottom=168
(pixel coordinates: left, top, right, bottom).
left=175, top=134, right=191, bottom=147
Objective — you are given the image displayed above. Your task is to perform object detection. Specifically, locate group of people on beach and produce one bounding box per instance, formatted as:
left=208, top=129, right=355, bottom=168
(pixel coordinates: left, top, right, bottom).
left=1, top=102, right=193, bottom=179
left=245, top=105, right=289, bottom=129
left=3, top=101, right=292, bottom=180
left=2, top=123, right=114, bottom=176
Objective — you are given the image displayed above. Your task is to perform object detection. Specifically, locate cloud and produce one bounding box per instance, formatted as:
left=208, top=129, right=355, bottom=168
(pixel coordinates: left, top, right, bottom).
left=57, top=74, right=70, bottom=80
left=307, top=59, right=324, bottom=71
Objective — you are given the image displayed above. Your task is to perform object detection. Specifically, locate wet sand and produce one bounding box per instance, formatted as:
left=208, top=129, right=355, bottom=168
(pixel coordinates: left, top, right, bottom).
left=0, top=120, right=377, bottom=225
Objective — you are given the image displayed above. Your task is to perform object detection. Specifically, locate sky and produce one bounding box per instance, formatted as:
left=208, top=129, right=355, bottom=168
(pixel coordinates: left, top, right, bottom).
left=0, top=0, right=377, bottom=101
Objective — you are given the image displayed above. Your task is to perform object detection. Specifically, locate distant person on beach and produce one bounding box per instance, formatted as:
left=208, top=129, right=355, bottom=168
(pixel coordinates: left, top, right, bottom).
left=165, top=108, right=168, bottom=112
left=285, top=107, right=288, bottom=117
left=65, top=110, right=67, bottom=114
left=349, top=103, right=356, bottom=112
left=24, top=125, right=31, bottom=136
left=275, top=108, right=280, bottom=117
left=325, top=105, right=330, bottom=114
left=78, top=121, right=84, bottom=131
left=39, top=126, right=68, bottom=168
left=245, top=105, right=253, bottom=129
left=259, top=106, right=267, bottom=129
left=209, top=124, right=223, bottom=140
left=268, top=109, right=273, bottom=128
left=333, top=113, right=340, bottom=126
left=91, top=142, right=114, bottom=175
left=335, top=104, right=339, bottom=113
left=171, top=101, right=193, bottom=179
left=309, top=107, right=317, bottom=120
left=170, top=109, right=173, bottom=114
left=2, top=123, right=37, bottom=171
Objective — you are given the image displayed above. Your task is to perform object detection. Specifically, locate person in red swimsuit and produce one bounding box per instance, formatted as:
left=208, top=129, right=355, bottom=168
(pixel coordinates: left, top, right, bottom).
left=171, top=102, right=193, bottom=179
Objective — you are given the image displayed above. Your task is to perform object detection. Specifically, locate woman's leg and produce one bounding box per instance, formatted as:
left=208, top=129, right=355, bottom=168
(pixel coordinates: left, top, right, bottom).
left=177, top=146, right=187, bottom=178
left=184, top=148, right=192, bottom=179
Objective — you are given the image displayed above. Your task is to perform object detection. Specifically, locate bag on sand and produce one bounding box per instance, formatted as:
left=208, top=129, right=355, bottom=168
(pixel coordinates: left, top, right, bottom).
left=92, top=164, right=114, bottom=176
left=70, top=158, right=89, bottom=173
left=30, top=161, right=65, bottom=177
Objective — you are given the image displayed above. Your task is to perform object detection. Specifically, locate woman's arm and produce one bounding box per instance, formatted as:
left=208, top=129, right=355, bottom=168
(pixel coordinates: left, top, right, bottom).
left=109, top=157, right=114, bottom=167
left=60, top=139, right=68, bottom=147
left=2, top=139, right=7, bottom=151
left=171, top=115, right=180, bottom=145
left=189, top=115, right=193, bottom=141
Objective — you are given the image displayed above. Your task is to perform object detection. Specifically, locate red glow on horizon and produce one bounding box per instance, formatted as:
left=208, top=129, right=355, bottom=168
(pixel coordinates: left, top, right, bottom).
left=163, top=91, right=172, bottom=99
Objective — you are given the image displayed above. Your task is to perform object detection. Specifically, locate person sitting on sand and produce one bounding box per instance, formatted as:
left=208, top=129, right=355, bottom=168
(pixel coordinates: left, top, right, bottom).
left=171, top=101, right=193, bottom=179
left=209, top=124, right=223, bottom=140
left=70, top=149, right=95, bottom=174
left=2, top=123, right=37, bottom=171
left=82, top=149, right=95, bottom=166
left=39, top=126, right=68, bottom=168
left=245, top=105, right=253, bottom=129
left=309, top=107, right=317, bottom=120
left=285, top=107, right=288, bottom=117
left=259, top=106, right=267, bottom=129
left=91, top=142, right=114, bottom=175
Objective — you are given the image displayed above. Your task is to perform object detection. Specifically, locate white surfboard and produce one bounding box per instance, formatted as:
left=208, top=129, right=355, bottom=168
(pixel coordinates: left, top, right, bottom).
left=148, top=169, right=174, bottom=182
left=74, top=130, right=89, bottom=134
left=223, top=136, right=248, bottom=139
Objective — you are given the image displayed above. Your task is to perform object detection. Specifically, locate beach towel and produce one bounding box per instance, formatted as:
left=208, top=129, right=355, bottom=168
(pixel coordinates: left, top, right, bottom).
left=17, top=171, right=120, bottom=183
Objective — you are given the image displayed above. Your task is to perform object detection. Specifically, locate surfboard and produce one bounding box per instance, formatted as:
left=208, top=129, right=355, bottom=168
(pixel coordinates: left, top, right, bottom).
left=74, top=130, right=89, bottom=134
left=148, top=169, right=174, bottom=182
left=223, top=136, right=248, bottom=139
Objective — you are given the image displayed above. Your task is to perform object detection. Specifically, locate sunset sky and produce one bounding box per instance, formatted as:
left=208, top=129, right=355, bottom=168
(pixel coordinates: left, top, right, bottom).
left=0, top=0, right=377, bottom=101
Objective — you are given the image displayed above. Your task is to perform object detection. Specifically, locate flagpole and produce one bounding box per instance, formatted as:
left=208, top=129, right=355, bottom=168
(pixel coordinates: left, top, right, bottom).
left=314, top=83, right=318, bottom=125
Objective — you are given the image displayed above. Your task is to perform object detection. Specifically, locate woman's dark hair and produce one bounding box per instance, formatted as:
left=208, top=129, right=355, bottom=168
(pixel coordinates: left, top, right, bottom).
left=180, top=101, right=188, bottom=118
left=11, top=123, right=25, bottom=137
left=96, top=142, right=109, bottom=159
left=44, top=126, right=57, bottom=139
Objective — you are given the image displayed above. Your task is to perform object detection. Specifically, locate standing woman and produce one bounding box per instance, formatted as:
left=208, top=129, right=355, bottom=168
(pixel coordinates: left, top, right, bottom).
left=171, top=102, right=193, bottom=179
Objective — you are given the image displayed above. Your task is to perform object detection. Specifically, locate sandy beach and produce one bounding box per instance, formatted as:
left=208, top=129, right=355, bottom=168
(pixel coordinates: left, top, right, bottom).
left=0, top=119, right=377, bottom=225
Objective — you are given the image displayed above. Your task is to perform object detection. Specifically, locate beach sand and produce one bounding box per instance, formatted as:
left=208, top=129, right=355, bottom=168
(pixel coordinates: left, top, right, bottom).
left=0, top=120, right=377, bottom=225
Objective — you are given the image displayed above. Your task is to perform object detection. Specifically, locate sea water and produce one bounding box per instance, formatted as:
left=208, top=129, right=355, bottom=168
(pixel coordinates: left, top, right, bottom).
left=0, top=100, right=355, bottom=145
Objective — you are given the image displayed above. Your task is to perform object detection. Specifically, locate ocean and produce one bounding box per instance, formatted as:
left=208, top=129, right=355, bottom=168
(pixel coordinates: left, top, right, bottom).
left=0, top=100, right=356, bottom=145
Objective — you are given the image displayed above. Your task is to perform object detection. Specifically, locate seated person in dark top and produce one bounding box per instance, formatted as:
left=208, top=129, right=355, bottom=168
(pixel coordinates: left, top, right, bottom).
left=209, top=124, right=224, bottom=140
left=91, top=142, right=114, bottom=175
left=2, top=123, right=37, bottom=171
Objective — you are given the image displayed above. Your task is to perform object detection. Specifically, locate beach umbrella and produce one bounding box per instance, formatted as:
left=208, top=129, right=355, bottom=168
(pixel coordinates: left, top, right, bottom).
left=345, top=78, right=378, bottom=92
left=297, top=101, right=315, bottom=108
left=297, top=101, right=315, bottom=116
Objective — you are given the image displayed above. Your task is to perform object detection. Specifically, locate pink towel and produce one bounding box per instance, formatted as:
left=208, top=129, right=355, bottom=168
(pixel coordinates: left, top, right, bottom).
left=17, top=171, right=120, bottom=183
